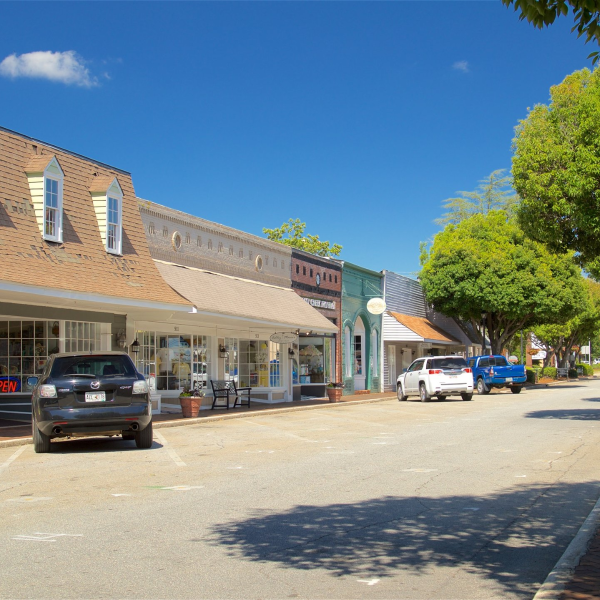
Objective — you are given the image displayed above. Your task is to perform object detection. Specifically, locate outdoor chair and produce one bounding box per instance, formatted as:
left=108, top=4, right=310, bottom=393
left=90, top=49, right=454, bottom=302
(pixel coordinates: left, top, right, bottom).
left=210, top=380, right=252, bottom=410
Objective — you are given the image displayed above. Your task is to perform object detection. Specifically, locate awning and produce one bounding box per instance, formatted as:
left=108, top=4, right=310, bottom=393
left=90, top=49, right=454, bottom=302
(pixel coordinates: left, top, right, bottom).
left=155, top=261, right=338, bottom=334
left=386, top=311, right=459, bottom=345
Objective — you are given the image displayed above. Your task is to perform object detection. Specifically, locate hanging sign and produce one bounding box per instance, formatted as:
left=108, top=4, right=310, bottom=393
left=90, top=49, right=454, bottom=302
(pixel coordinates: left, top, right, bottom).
left=367, top=298, right=387, bottom=315
left=269, top=332, right=297, bottom=344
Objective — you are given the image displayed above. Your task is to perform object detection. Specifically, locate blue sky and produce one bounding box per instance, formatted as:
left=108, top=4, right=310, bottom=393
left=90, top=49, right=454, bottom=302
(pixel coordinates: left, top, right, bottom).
left=0, top=1, right=593, bottom=276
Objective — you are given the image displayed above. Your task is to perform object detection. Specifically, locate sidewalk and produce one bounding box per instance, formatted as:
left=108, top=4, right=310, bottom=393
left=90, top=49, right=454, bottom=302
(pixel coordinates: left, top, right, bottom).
left=0, top=391, right=396, bottom=445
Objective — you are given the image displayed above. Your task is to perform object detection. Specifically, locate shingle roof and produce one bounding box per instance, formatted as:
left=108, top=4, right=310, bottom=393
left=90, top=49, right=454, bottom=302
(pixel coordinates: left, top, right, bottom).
left=0, top=128, right=189, bottom=306
left=155, top=261, right=338, bottom=332
left=387, top=311, right=458, bottom=344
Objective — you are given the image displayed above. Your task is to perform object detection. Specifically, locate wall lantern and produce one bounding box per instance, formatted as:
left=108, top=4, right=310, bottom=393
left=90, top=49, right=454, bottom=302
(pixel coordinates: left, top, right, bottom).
left=131, top=339, right=140, bottom=354
left=288, top=348, right=296, bottom=359
left=219, top=344, right=228, bottom=358
left=51, top=321, right=59, bottom=337
left=115, top=330, right=127, bottom=349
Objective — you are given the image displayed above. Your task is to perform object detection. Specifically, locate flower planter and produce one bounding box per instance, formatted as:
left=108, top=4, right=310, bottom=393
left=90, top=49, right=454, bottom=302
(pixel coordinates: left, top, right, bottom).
left=179, top=395, right=202, bottom=418
left=326, top=387, right=343, bottom=403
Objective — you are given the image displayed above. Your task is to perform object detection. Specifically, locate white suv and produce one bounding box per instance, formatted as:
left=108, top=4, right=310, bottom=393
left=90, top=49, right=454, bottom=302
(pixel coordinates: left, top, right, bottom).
left=397, top=356, right=473, bottom=402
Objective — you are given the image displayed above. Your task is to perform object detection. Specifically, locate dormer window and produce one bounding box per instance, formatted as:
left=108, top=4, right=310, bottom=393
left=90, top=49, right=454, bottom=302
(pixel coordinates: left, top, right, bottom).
left=89, top=176, right=123, bottom=255
left=106, top=194, right=122, bottom=254
left=25, top=155, right=64, bottom=243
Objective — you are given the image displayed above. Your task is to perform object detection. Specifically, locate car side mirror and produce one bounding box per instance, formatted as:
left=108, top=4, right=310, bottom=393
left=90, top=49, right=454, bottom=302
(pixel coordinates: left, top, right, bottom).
left=27, top=376, right=39, bottom=387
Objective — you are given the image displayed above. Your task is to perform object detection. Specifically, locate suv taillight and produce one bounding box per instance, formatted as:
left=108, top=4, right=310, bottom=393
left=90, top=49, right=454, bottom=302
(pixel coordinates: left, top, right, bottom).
left=428, top=369, right=442, bottom=375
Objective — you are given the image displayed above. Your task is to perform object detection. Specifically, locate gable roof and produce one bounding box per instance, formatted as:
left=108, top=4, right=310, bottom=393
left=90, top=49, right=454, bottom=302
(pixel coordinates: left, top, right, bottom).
left=0, top=127, right=189, bottom=307
left=387, top=311, right=458, bottom=344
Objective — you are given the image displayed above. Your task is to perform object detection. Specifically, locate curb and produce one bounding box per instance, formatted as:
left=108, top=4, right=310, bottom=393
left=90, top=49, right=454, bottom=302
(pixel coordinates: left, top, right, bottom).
left=0, top=395, right=395, bottom=449
left=533, top=494, right=600, bottom=599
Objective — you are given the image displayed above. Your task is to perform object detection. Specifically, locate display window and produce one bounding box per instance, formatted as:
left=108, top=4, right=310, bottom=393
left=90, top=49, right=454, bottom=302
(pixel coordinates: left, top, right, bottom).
left=135, top=331, right=210, bottom=394
left=0, top=320, right=59, bottom=393
left=224, top=338, right=281, bottom=388
left=298, top=336, right=335, bottom=384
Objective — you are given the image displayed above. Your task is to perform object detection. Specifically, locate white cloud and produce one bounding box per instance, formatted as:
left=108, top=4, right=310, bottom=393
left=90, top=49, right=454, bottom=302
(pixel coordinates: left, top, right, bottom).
left=452, top=60, right=470, bottom=73
left=0, top=51, right=98, bottom=87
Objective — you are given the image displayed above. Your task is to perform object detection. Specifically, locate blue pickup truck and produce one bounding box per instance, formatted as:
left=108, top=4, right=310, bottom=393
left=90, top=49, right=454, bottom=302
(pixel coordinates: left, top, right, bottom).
left=468, top=355, right=527, bottom=395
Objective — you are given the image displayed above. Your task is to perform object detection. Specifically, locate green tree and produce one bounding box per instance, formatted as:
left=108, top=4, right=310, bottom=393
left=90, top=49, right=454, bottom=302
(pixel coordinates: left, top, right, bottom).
left=263, top=219, right=342, bottom=257
left=502, top=0, right=600, bottom=62
left=436, top=169, right=518, bottom=226
left=532, top=278, right=600, bottom=367
left=512, top=67, right=600, bottom=277
left=419, top=211, right=584, bottom=354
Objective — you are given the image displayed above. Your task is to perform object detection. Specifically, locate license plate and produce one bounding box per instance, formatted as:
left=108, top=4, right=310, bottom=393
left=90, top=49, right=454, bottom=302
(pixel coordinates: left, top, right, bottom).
left=505, top=378, right=513, bottom=383
left=85, top=392, right=106, bottom=402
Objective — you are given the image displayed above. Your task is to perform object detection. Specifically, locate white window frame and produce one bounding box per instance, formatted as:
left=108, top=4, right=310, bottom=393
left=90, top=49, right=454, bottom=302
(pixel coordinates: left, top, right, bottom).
left=106, top=194, right=123, bottom=255
left=44, top=173, right=63, bottom=243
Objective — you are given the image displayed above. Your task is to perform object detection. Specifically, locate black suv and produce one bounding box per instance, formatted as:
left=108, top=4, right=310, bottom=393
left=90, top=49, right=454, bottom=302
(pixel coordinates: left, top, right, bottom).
left=29, top=352, right=152, bottom=453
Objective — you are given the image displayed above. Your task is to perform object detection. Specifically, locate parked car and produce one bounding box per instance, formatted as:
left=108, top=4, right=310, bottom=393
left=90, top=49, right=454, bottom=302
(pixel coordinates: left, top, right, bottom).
left=397, top=356, right=474, bottom=402
left=468, top=355, right=527, bottom=395
left=29, top=351, right=152, bottom=453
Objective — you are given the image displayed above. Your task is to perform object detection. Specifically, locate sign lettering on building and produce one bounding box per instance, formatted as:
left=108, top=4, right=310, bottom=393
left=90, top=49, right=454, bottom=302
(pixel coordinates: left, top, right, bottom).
left=303, top=297, right=336, bottom=310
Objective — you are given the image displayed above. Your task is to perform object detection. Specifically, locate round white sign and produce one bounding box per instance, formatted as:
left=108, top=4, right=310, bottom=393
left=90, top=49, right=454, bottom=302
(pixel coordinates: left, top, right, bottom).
left=269, top=332, right=297, bottom=344
left=367, top=298, right=387, bottom=315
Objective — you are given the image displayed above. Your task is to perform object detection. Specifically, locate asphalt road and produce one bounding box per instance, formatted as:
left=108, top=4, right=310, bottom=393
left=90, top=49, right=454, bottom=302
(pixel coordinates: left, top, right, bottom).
left=2, top=382, right=600, bottom=599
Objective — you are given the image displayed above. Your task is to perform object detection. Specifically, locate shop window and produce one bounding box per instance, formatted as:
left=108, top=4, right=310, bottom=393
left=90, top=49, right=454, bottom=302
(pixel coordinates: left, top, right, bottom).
left=0, top=320, right=60, bottom=393
left=149, top=333, right=195, bottom=393
left=299, top=336, right=335, bottom=384
left=64, top=321, right=102, bottom=353
left=224, top=338, right=281, bottom=388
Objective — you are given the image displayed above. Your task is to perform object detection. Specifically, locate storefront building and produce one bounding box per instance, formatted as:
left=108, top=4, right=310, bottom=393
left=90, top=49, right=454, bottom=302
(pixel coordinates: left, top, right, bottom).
left=381, top=270, right=476, bottom=392
left=0, top=127, right=193, bottom=421
left=340, top=262, right=383, bottom=395
left=138, top=200, right=338, bottom=409
left=290, top=249, right=342, bottom=399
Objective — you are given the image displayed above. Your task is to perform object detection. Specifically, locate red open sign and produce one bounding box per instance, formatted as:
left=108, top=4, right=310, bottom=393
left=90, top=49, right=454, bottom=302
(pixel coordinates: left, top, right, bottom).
left=0, top=377, right=21, bottom=393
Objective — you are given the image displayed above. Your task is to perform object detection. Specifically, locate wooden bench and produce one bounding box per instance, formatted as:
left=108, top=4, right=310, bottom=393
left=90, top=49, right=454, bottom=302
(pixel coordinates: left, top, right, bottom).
left=210, top=380, right=252, bottom=410
left=557, top=367, right=569, bottom=379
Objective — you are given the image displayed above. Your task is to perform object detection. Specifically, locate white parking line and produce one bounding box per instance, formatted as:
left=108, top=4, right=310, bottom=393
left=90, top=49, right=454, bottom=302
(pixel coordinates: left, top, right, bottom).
left=154, top=431, right=186, bottom=467
left=0, top=446, right=27, bottom=474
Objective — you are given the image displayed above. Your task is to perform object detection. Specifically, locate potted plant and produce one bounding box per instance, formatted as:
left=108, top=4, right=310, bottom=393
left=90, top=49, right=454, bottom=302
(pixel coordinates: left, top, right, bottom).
left=326, top=381, right=344, bottom=403
left=179, top=384, right=205, bottom=418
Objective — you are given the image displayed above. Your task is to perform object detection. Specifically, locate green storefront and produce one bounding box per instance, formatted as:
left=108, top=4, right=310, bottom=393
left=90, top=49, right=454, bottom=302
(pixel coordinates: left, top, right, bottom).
left=341, top=262, right=383, bottom=395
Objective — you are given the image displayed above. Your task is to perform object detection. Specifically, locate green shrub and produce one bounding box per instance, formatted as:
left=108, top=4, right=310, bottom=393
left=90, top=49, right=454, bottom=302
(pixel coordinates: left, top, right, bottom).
left=568, top=368, right=578, bottom=378
left=575, top=363, right=594, bottom=376
left=526, top=368, right=539, bottom=384
left=542, top=366, right=557, bottom=379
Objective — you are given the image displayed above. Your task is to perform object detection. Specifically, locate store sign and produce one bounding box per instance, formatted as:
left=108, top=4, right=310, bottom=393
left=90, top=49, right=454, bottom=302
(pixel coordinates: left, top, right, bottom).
left=304, top=298, right=336, bottom=310
left=0, top=376, right=21, bottom=393
left=270, top=332, right=297, bottom=344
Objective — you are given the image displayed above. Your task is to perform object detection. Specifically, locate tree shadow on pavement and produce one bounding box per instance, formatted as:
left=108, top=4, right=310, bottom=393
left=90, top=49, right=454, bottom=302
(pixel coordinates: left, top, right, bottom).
left=524, top=409, right=600, bottom=420
left=206, top=481, right=600, bottom=598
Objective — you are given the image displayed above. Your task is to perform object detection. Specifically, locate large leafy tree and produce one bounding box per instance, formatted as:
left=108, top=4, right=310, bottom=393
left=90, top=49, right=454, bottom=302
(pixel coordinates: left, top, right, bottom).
left=502, top=0, right=600, bottom=62
left=263, top=218, right=342, bottom=257
left=532, top=278, right=600, bottom=367
left=419, top=211, right=584, bottom=354
left=436, top=169, right=518, bottom=226
left=512, top=67, right=600, bottom=277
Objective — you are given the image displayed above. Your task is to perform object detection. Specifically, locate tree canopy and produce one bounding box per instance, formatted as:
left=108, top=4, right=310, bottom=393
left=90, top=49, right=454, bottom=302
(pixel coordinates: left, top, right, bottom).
left=502, top=0, right=600, bottom=62
left=436, top=169, right=518, bottom=226
left=532, top=278, right=600, bottom=367
left=512, top=67, right=600, bottom=278
left=419, top=211, right=584, bottom=354
left=263, top=219, right=342, bottom=257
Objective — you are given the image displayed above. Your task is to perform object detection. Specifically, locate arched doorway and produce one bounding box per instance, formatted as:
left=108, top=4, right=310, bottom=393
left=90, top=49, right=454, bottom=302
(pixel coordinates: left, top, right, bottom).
left=354, top=316, right=366, bottom=390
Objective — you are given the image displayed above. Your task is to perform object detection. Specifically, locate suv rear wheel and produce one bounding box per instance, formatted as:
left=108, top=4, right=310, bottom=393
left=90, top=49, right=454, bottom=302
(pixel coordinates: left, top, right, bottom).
left=135, top=421, right=153, bottom=449
left=32, top=415, right=51, bottom=453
